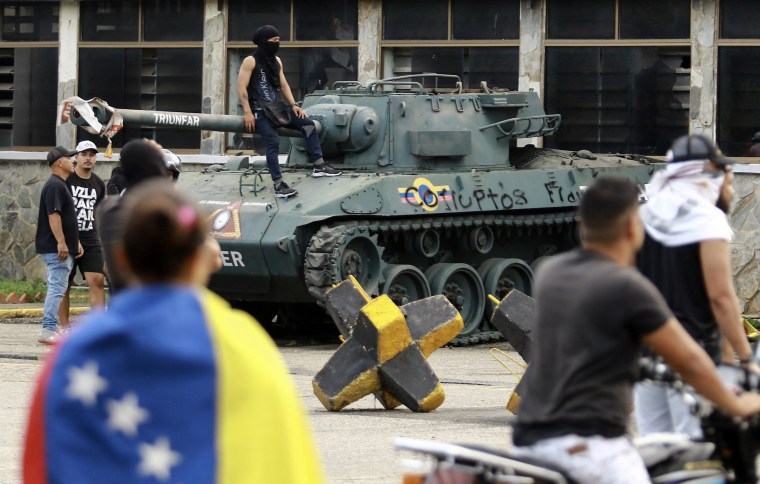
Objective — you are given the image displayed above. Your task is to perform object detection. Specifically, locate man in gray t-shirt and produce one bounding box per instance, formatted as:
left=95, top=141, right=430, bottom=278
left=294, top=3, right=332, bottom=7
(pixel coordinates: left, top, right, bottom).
left=511, top=176, right=760, bottom=484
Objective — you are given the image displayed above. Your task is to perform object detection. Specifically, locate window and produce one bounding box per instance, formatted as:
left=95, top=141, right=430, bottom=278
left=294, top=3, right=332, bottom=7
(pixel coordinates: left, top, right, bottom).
left=2, top=2, right=59, bottom=42
left=382, top=0, right=518, bottom=93
left=0, top=48, right=57, bottom=147
left=619, top=0, right=690, bottom=39
left=228, top=1, right=291, bottom=42
left=80, top=1, right=138, bottom=42
left=294, top=0, right=357, bottom=41
left=544, top=47, right=689, bottom=155
left=547, top=0, right=615, bottom=39
left=718, top=48, right=760, bottom=156
left=452, top=0, right=519, bottom=40
left=383, top=0, right=448, bottom=40
left=720, top=0, right=760, bottom=39
left=387, top=47, right=518, bottom=91
left=79, top=48, right=203, bottom=149
left=142, top=0, right=203, bottom=42
left=548, top=0, right=690, bottom=40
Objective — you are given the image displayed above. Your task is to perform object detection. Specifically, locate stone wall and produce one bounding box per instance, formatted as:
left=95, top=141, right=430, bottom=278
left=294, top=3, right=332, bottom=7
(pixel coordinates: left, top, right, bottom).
left=2, top=156, right=760, bottom=312
left=730, top=168, right=760, bottom=313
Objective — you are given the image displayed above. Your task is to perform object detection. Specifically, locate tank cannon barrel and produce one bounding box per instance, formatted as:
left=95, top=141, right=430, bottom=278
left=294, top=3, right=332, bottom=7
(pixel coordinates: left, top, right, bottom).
left=62, top=97, right=320, bottom=139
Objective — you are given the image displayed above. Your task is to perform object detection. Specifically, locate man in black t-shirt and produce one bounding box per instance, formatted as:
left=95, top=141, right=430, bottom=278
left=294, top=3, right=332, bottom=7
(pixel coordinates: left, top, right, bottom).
left=35, top=146, right=83, bottom=345
left=58, top=140, right=107, bottom=328
left=512, top=176, right=760, bottom=484
left=635, top=135, right=758, bottom=438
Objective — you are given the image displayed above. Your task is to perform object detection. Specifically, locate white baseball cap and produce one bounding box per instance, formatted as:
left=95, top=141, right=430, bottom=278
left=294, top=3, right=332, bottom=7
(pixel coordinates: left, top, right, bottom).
left=75, top=140, right=98, bottom=153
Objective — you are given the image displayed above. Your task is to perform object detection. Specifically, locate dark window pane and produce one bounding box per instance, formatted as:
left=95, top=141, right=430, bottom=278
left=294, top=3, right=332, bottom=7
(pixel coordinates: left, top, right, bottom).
left=547, top=0, right=615, bottom=39
left=452, top=0, right=519, bottom=40
left=0, top=50, right=12, bottom=146
left=718, top=48, right=760, bottom=156
left=384, top=0, right=447, bottom=40
left=80, top=1, right=138, bottom=41
left=298, top=47, right=358, bottom=95
left=385, top=47, right=518, bottom=91
left=544, top=47, right=689, bottom=155
left=3, top=48, right=57, bottom=147
left=2, top=3, right=58, bottom=41
left=142, top=0, right=203, bottom=41
left=721, top=0, right=760, bottom=39
left=80, top=48, right=201, bottom=149
left=619, top=0, right=690, bottom=39
left=78, top=48, right=142, bottom=148
left=469, top=48, right=518, bottom=90
left=294, top=0, right=357, bottom=41
left=228, top=0, right=291, bottom=42
left=227, top=47, right=358, bottom=150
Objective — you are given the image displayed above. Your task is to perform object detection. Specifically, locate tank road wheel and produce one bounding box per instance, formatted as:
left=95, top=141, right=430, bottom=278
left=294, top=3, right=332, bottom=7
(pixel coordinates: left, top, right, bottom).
left=339, top=232, right=383, bottom=291
left=304, top=224, right=385, bottom=304
left=381, top=264, right=431, bottom=306
left=478, top=258, right=534, bottom=318
left=425, top=263, right=486, bottom=337
left=414, top=229, right=440, bottom=258
left=468, top=226, right=494, bottom=254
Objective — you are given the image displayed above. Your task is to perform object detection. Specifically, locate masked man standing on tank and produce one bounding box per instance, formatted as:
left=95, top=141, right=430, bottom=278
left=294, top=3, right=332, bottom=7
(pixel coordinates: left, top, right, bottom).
left=58, top=141, right=106, bottom=330
left=237, top=24, right=341, bottom=199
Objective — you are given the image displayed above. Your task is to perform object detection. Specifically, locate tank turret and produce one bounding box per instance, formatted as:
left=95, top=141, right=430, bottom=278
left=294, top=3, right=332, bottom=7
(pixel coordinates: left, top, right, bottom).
left=61, top=74, right=660, bottom=344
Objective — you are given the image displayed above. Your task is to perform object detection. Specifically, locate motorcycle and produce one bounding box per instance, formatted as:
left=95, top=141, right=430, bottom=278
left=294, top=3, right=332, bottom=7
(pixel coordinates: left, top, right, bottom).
left=395, top=359, right=760, bottom=484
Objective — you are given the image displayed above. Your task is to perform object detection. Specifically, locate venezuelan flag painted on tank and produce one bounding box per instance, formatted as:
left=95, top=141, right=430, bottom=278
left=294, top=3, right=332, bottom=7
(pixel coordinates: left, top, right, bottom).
left=398, top=177, right=453, bottom=212
left=23, top=287, right=324, bottom=484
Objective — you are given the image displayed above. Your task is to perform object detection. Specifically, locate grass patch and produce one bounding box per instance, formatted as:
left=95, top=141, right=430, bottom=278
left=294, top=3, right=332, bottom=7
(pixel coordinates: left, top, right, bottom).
left=0, top=278, right=90, bottom=299
left=0, top=278, right=47, bottom=296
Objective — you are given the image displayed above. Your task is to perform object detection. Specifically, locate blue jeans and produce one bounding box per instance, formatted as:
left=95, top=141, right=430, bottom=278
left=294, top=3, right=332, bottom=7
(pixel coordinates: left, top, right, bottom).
left=41, top=253, right=73, bottom=330
left=255, top=110, right=323, bottom=182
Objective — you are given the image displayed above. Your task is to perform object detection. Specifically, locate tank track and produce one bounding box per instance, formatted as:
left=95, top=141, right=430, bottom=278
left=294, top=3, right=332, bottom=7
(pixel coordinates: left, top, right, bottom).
left=304, top=210, right=578, bottom=346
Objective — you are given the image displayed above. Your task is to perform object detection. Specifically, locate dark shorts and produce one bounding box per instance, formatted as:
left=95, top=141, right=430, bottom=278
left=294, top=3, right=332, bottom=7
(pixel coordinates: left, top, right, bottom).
left=69, top=244, right=105, bottom=281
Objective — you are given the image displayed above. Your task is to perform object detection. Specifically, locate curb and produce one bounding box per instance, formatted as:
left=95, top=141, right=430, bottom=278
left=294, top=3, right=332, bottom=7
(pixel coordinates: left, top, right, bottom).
left=0, top=306, right=90, bottom=319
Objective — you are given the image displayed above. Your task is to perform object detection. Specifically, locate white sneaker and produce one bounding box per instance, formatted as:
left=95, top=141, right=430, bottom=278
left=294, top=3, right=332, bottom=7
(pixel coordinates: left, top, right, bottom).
left=37, top=328, right=59, bottom=345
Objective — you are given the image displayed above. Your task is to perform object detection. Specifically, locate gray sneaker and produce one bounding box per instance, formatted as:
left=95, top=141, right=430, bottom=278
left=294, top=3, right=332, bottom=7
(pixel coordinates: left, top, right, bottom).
left=312, top=163, right=342, bottom=177
left=37, top=328, right=59, bottom=345
left=274, top=181, right=298, bottom=198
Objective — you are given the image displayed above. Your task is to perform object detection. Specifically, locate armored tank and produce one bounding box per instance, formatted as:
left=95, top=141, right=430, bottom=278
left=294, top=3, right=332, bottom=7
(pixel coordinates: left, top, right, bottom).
left=64, top=74, right=659, bottom=343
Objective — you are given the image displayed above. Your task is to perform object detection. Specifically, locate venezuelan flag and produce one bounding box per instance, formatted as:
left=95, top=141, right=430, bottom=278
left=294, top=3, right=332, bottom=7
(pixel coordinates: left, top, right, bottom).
left=24, top=286, right=324, bottom=483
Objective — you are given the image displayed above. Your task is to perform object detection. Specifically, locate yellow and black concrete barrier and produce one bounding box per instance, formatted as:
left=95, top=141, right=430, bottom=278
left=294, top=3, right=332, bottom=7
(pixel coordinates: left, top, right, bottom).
left=313, top=276, right=463, bottom=412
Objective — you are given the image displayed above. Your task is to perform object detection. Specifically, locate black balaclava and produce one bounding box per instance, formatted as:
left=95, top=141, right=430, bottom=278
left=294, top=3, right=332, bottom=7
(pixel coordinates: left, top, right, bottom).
left=252, top=25, right=281, bottom=89
left=120, top=140, right=168, bottom=189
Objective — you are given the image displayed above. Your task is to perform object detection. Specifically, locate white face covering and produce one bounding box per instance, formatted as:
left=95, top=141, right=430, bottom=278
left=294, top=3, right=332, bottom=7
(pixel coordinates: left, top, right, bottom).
left=640, top=160, right=732, bottom=246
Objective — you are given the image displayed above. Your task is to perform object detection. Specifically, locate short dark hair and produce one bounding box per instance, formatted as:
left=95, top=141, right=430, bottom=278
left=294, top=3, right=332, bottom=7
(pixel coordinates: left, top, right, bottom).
left=580, top=176, right=640, bottom=244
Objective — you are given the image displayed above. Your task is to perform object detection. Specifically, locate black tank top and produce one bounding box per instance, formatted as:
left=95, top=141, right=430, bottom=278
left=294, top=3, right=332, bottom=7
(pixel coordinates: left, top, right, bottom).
left=246, top=58, right=279, bottom=110
left=636, top=234, right=721, bottom=361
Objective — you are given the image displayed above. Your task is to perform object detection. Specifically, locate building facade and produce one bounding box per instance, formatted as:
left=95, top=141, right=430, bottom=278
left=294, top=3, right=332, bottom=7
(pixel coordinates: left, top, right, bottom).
left=0, top=0, right=758, bottom=157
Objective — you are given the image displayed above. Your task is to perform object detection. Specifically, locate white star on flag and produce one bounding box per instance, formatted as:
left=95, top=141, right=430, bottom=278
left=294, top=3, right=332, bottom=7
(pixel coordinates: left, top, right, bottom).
left=66, top=361, right=108, bottom=406
left=137, top=436, right=182, bottom=481
left=106, top=392, right=150, bottom=437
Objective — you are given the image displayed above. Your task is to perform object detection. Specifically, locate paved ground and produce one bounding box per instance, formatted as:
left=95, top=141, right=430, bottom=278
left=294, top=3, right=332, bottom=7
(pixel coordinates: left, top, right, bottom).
left=0, top=311, right=524, bottom=484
